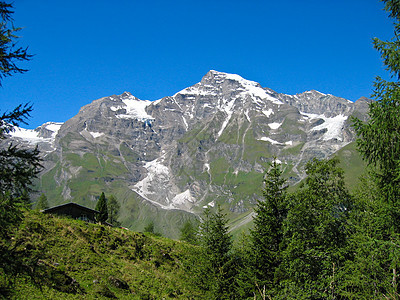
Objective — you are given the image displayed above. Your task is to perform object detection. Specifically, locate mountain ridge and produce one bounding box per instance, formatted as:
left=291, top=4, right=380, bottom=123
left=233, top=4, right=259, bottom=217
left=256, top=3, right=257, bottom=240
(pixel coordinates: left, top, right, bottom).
left=7, top=70, right=369, bottom=237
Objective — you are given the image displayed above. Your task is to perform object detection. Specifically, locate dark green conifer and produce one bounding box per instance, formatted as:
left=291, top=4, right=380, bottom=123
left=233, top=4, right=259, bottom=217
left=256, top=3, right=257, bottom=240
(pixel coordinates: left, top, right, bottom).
left=179, top=220, right=198, bottom=244
left=250, top=158, right=288, bottom=292
left=280, top=158, right=351, bottom=298
left=95, top=192, right=108, bottom=223
left=345, top=1, right=400, bottom=296
left=144, top=221, right=155, bottom=234
left=198, top=205, right=236, bottom=299
left=107, top=195, right=120, bottom=226
left=0, top=1, right=39, bottom=239
left=36, top=193, right=48, bottom=210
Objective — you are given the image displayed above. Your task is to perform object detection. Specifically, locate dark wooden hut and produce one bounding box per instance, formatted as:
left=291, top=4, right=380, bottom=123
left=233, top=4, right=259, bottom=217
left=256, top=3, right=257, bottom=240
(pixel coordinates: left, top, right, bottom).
left=43, top=202, right=99, bottom=223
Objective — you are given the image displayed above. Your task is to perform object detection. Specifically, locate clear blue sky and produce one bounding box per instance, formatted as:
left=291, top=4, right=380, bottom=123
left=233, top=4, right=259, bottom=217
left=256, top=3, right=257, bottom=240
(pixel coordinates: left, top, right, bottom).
left=0, top=0, right=394, bottom=128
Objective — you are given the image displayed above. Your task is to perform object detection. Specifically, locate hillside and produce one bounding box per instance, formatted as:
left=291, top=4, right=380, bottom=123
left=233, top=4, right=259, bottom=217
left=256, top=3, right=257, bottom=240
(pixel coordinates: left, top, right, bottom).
left=1, top=210, right=203, bottom=299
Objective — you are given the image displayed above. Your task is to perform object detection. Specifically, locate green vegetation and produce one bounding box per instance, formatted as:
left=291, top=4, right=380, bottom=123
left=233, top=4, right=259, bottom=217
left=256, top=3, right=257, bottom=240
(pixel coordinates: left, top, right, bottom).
left=179, top=220, right=198, bottom=244
left=196, top=206, right=237, bottom=299
left=249, top=159, right=288, bottom=292
left=0, top=211, right=205, bottom=299
left=107, top=195, right=121, bottom=227
left=35, top=193, right=49, bottom=210
left=279, top=158, right=352, bottom=298
left=335, top=141, right=366, bottom=190
left=95, top=192, right=108, bottom=223
left=144, top=221, right=155, bottom=234
left=0, top=1, right=40, bottom=239
left=0, top=4, right=43, bottom=291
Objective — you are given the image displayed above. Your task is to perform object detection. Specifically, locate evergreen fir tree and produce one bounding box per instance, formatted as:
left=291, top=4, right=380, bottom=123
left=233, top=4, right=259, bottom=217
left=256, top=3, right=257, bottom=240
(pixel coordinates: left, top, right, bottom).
left=345, top=1, right=400, bottom=296
left=338, top=171, right=400, bottom=298
left=36, top=193, right=48, bottom=210
left=179, top=220, right=198, bottom=244
left=107, top=195, right=120, bottom=226
left=0, top=1, right=40, bottom=238
left=0, top=2, right=38, bottom=197
left=95, top=192, right=108, bottom=223
left=279, top=158, right=351, bottom=298
left=250, top=158, right=288, bottom=293
left=353, top=0, right=400, bottom=232
left=198, top=205, right=236, bottom=299
left=144, top=221, right=155, bottom=234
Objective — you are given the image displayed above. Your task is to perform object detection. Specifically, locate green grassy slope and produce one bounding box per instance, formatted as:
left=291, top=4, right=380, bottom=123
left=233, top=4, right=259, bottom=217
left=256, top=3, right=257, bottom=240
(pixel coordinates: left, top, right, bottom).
left=334, top=141, right=366, bottom=190
left=37, top=147, right=198, bottom=239
left=1, top=211, right=203, bottom=299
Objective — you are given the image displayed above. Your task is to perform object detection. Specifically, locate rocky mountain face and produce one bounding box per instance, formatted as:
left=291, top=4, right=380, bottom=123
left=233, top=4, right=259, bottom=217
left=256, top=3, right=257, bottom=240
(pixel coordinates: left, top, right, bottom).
left=8, top=70, right=370, bottom=237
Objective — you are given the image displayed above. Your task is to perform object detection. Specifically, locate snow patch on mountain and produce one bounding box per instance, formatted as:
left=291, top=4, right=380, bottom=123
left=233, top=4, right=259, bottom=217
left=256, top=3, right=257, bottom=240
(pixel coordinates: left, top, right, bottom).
left=304, top=90, right=326, bottom=97
left=152, top=98, right=163, bottom=105
left=217, top=98, right=236, bottom=138
left=88, top=132, right=104, bottom=139
left=301, top=112, right=348, bottom=141
left=257, top=138, right=293, bottom=146
left=9, top=127, right=42, bottom=144
left=222, top=72, right=283, bottom=105
left=175, top=85, right=217, bottom=97
left=244, top=110, right=251, bottom=122
left=301, top=112, right=320, bottom=120
left=182, top=116, right=189, bottom=130
left=263, top=109, right=274, bottom=117
left=111, top=94, right=154, bottom=121
left=44, top=122, right=63, bottom=137
left=132, top=159, right=197, bottom=210
left=313, top=114, right=348, bottom=141
left=133, top=159, right=170, bottom=196
left=9, top=122, right=62, bottom=147
left=258, top=137, right=283, bottom=145
left=268, top=122, right=282, bottom=130
left=203, top=200, right=215, bottom=208
left=169, top=190, right=195, bottom=207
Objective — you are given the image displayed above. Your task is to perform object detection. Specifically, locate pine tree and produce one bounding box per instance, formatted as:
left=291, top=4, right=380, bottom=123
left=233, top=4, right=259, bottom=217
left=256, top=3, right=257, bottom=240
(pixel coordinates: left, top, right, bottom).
left=0, top=2, right=32, bottom=83
left=0, top=2, right=39, bottom=197
left=0, top=3, right=40, bottom=288
left=179, top=220, right=198, bottom=244
left=280, top=158, right=351, bottom=298
left=353, top=0, right=400, bottom=231
left=144, top=221, right=155, bottom=234
left=0, top=1, right=40, bottom=237
left=107, top=195, right=120, bottom=226
left=95, top=192, right=108, bottom=223
left=198, top=205, right=236, bottom=299
left=250, top=158, right=288, bottom=293
left=346, top=1, right=400, bottom=296
left=338, top=171, right=400, bottom=298
left=36, top=193, right=48, bottom=210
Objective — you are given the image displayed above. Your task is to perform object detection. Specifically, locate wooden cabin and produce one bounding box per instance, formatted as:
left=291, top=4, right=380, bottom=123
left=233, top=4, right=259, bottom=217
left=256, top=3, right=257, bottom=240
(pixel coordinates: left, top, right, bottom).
left=43, top=202, right=99, bottom=223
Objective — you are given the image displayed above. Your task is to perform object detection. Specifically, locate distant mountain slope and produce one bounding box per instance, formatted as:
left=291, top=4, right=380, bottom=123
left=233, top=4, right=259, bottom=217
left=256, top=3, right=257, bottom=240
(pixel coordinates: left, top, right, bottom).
left=7, top=71, right=369, bottom=238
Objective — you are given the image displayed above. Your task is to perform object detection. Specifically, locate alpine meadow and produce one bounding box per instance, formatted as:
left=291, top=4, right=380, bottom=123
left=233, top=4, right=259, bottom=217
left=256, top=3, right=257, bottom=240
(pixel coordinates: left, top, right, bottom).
left=2, top=0, right=400, bottom=299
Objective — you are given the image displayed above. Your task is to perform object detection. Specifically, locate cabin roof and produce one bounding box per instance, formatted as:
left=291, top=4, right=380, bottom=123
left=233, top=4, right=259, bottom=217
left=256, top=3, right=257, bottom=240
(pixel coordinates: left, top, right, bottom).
left=43, top=202, right=99, bottom=214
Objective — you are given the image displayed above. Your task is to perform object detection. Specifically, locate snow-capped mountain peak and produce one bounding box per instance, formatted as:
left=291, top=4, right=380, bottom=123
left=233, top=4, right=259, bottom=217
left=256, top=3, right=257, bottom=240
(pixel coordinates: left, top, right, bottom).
left=4, top=71, right=370, bottom=234
left=8, top=122, right=63, bottom=151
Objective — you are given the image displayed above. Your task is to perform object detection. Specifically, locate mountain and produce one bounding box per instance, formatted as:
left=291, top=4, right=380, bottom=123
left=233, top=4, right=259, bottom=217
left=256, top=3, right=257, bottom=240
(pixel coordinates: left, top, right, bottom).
left=7, top=70, right=369, bottom=238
